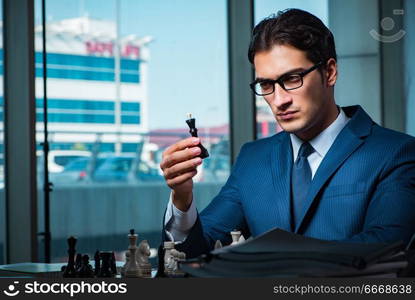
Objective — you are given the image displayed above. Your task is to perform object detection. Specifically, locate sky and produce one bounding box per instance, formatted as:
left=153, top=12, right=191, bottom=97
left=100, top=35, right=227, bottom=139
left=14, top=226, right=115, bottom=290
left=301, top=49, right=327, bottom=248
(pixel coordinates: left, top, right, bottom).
left=34, top=0, right=328, bottom=130
left=36, top=0, right=228, bottom=130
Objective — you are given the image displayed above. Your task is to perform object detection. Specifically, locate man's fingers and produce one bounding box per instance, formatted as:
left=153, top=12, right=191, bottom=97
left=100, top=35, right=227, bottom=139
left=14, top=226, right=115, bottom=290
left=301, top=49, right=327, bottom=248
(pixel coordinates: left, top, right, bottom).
left=161, top=146, right=201, bottom=170
left=164, top=157, right=202, bottom=179
left=163, top=137, right=200, bottom=157
left=166, top=170, right=198, bottom=188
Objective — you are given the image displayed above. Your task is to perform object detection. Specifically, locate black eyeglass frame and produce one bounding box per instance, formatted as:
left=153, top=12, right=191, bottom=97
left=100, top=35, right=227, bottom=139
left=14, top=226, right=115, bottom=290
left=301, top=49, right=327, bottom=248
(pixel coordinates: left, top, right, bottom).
left=250, top=61, right=324, bottom=96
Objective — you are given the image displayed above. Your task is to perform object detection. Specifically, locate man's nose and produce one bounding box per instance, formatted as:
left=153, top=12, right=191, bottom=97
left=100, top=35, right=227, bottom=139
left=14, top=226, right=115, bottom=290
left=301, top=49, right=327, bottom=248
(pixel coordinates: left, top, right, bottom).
left=271, top=83, right=292, bottom=109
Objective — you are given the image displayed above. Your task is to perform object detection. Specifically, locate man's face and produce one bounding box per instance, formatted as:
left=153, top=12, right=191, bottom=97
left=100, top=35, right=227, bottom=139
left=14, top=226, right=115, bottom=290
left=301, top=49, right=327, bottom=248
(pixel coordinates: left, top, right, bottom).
left=253, top=44, right=337, bottom=140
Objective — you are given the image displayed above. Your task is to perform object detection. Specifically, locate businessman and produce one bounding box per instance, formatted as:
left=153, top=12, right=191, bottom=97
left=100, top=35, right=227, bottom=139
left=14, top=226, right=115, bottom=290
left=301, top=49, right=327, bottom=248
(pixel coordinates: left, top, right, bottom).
left=160, top=9, right=415, bottom=258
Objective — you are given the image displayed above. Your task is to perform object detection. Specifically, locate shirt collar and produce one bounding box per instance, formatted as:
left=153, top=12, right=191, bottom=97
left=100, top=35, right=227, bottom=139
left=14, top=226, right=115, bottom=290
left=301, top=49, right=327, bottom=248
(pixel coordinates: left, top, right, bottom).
left=290, top=107, right=350, bottom=161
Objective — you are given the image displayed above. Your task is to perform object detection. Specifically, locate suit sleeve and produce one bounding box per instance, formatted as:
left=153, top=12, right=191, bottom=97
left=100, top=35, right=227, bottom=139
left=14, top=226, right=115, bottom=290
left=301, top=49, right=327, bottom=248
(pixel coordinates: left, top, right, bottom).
left=161, top=143, right=251, bottom=258
left=343, top=138, right=415, bottom=245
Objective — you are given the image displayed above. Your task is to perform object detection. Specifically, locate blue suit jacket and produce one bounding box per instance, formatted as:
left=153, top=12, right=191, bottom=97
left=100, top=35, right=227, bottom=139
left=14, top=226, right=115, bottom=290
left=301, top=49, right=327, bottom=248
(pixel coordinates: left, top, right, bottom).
left=165, top=106, right=415, bottom=258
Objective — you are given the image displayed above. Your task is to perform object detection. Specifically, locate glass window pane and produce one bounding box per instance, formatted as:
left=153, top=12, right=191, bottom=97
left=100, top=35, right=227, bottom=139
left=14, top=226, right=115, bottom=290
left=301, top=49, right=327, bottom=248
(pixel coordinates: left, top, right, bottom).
left=254, top=1, right=329, bottom=138
left=36, top=0, right=229, bottom=265
left=404, top=0, right=415, bottom=135
left=254, top=0, right=382, bottom=138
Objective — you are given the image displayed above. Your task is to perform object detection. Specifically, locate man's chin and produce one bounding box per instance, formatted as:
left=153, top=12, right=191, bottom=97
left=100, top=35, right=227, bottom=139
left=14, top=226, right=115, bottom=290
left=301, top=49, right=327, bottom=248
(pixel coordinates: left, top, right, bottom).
left=278, top=120, right=305, bottom=133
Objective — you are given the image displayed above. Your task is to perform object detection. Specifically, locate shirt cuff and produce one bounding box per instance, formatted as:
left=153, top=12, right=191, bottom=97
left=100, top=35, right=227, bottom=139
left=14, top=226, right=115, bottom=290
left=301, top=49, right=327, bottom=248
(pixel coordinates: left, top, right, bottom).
left=164, top=192, right=197, bottom=242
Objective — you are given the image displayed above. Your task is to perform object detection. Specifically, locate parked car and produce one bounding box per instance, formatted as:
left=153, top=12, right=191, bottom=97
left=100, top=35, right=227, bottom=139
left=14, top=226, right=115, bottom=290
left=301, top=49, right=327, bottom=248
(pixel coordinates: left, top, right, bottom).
left=37, top=150, right=91, bottom=173
left=93, top=155, right=164, bottom=183
left=50, top=157, right=105, bottom=185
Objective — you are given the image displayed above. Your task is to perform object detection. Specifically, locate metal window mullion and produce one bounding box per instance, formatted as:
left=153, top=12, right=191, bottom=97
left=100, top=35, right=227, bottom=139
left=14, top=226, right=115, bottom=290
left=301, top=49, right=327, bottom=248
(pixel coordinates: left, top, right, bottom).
left=3, top=0, right=37, bottom=263
left=227, top=0, right=256, bottom=164
left=379, top=0, right=405, bottom=132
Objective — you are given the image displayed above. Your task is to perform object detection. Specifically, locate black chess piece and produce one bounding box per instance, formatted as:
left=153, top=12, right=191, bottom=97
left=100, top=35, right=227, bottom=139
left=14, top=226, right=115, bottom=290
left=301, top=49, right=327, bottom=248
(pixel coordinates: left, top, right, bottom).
left=78, top=255, right=94, bottom=278
left=63, top=236, right=77, bottom=278
left=98, top=251, right=113, bottom=277
left=155, top=245, right=166, bottom=278
left=186, top=114, right=209, bottom=159
left=110, top=252, right=117, bottom=275
left=75, top=253, right=82, bottom=274
left=94, top=250, right=101, bottom=276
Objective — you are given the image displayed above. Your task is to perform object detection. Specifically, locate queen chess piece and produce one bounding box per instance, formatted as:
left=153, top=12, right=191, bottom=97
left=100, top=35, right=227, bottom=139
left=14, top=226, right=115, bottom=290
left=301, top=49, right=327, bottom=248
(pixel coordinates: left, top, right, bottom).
left=63, top=236, right=77, bottom=278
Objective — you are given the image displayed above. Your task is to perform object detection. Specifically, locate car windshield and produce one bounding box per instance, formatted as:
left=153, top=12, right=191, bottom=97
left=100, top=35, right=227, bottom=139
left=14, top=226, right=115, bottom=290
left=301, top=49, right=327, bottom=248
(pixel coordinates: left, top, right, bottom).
left=64, top=158, right=89, bottom=171
left=97, top=158, right=133, bottom=172
left=64, top=158, right=105, bottom=171
left=55, top=155, right=87, bottom=167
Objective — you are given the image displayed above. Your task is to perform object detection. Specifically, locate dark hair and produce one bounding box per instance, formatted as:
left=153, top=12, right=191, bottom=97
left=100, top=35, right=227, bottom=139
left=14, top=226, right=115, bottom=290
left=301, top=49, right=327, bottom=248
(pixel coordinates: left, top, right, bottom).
left=248, top=9, right=337, bottom=66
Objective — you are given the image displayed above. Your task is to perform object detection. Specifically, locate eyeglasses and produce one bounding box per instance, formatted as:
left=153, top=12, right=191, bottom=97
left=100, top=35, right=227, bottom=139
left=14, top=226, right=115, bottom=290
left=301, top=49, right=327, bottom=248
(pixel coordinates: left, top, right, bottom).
left=250, top=62, right=323, bottom=96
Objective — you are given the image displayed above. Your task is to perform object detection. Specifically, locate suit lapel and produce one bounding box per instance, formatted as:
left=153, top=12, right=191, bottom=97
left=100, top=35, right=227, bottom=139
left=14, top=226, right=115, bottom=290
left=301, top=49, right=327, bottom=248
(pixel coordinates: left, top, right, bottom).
left=294, top=105, right=372, bottom=233
left=270, top=132, right=293, bottom=231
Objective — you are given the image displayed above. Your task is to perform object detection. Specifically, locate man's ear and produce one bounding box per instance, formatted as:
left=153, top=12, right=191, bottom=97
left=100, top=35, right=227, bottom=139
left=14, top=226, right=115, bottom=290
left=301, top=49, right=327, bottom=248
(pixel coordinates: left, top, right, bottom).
left=324, top=58, right=337, bottom=87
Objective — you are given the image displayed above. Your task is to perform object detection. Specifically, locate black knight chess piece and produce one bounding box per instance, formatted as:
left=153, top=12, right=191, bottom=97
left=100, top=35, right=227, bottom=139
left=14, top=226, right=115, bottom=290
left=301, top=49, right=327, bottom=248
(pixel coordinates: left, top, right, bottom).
left=186, top=113, right=209, bottom=159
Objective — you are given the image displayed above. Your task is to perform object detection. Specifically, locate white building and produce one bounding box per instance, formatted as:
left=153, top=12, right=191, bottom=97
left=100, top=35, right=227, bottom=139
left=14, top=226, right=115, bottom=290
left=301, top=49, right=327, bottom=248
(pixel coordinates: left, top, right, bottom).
left=33, top=17, right=152, bottom=154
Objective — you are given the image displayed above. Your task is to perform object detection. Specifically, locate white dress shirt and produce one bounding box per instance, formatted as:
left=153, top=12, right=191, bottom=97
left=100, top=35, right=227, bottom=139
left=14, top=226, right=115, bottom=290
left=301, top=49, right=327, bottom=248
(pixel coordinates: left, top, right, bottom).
left=164, top=107, right=350, bottom=242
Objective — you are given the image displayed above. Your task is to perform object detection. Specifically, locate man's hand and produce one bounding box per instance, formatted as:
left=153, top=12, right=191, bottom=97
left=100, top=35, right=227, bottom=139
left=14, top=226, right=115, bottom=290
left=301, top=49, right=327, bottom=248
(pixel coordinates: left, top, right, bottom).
left=160, top=137, right=203, bottom=211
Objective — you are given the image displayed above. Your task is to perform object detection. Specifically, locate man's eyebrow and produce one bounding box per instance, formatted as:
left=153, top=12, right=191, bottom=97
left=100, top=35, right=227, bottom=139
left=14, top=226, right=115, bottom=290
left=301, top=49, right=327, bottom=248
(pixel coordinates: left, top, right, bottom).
left=255, top=67, right=305, bottom=81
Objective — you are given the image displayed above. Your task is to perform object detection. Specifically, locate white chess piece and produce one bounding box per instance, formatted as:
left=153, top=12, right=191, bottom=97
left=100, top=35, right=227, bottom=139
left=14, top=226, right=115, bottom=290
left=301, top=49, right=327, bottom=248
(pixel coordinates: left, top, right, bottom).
left=174, top=251, right=186, bottom=276
left=238, top=235, right=245, bottom=244
left=230, top=230, right=242, bottom=245
left=121, top=251, right=129, bottom=276
left=125, top=231, right=141, bottom=277
left=169, top=249, right=186, bottom=276
left=168, top=249, right=179, bottom=274
left=214, top=240, right=223, bottom=249
left=163, top=241, right=175, bottom=275
left=137, top=240, right=151, bottom=278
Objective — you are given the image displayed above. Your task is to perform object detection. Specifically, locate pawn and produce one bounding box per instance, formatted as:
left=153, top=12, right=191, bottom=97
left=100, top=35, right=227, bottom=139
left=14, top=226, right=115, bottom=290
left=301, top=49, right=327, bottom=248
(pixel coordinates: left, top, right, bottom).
left=230, top=230, right=242, bottom=245
left=238, top=235, right=246, bottom=244
left=214, top=240, right=223, bottom=249
left=75, top=253, right=82, bottom=274
left=78, top=255, right=94, bottom=278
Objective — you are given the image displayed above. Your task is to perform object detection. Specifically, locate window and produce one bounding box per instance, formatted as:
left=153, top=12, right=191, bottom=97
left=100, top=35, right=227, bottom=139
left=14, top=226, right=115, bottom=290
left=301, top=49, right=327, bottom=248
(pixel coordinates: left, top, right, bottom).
left=254, top=0, right=383, bottom=138
left=254, top=0, right=328, bottom=138
left=36, top=0, right=229, bottom=263
left=404, top=0, right=415, bottom=135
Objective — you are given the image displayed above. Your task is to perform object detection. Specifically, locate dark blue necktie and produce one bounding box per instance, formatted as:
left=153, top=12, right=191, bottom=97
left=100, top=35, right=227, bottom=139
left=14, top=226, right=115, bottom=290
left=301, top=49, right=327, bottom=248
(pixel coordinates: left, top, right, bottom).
left=291, top=141, right=315, bottom=228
